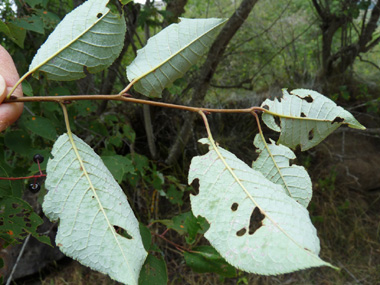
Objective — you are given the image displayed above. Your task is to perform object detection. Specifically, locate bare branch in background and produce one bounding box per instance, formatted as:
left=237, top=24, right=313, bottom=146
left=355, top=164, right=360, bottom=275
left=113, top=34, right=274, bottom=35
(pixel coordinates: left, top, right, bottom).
left=166, top=0, right=259, bottom=165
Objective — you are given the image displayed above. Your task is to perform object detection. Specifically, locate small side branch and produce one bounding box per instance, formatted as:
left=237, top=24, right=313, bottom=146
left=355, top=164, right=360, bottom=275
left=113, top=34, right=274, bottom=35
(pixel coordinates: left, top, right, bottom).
left=0, top=173, right=46, bottom=180
left=358, top=55, right=380, bottom=71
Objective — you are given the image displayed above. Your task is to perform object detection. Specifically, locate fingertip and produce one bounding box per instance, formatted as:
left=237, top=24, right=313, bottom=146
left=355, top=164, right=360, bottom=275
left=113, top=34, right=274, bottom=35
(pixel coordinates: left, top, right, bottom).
left=0, top=46, right=23, bottom=99
left=0, top=75, right=6, bottom=103
left=0, top=102, right=24, bottom=132
left=0, top=47, right=24, bottom=132
left=0, top=120, right=10, bottom=132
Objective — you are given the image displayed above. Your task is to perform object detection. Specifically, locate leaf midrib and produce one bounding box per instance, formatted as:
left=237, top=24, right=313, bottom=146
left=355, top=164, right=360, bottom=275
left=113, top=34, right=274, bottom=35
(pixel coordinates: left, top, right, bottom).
left=257, top=133, right=292, bottom=197
left=131, top=19, right=226, bottom=83
left=206, top=137, right=328, bottom=265
left=66, top=133, right=136, bottom=284
left=264, top=109, right=342, bottom=123
left=29, top=9, right=111, bottom=75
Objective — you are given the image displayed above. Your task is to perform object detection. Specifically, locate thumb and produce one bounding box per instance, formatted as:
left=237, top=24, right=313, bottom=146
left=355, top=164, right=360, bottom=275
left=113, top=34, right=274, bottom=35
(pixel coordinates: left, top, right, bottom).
left=0, top=73, right=24, bottom=132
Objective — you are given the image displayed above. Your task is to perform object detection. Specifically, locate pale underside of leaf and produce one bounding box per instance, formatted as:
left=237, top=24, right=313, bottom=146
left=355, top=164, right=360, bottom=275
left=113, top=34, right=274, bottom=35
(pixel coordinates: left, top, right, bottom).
left=261, top=89, right=365, bottom=151
left=252, top=134, right=312, bottom=207
left=188, top=138, right=336, bottom=275
left=127, top=18, right=226, bottom=97
left=43, top=134, right=147, bottom=285
left=29, top=0, right=126, bottom=81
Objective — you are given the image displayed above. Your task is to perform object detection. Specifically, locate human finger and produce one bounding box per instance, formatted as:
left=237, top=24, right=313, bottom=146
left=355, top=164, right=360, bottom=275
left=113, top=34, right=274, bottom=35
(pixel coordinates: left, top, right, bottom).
left=0, top=46, right=24, bottom=131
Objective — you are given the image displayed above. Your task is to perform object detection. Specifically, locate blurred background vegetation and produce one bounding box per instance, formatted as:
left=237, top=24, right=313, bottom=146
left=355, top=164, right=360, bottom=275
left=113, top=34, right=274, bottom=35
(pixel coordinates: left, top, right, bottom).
left=0, top=0, right=379, bottom=284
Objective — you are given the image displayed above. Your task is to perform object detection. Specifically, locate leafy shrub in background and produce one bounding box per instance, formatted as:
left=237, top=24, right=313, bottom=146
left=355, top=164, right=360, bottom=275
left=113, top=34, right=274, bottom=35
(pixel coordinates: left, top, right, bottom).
left=0, top=0, right=365, bottom=284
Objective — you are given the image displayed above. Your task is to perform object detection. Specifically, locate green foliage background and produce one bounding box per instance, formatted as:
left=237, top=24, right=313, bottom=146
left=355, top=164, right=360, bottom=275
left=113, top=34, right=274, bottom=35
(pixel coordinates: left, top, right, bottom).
left=0, top=0, right=379, bottom=284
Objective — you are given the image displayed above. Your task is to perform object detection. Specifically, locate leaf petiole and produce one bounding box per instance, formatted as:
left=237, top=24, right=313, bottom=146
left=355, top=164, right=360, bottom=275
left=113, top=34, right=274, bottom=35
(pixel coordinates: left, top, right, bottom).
left=251, top=111, right=292, bottom=197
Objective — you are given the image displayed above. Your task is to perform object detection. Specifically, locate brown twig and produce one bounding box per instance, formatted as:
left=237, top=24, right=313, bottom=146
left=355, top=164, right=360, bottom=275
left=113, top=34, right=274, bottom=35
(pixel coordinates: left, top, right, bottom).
left=4, top=94, right=268, bottom=114
left=153, top=232, right=188, bottom=252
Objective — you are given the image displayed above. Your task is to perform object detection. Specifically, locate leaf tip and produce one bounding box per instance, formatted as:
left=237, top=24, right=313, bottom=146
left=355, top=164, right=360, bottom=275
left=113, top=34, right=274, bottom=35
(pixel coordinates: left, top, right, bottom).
left=197, top=137, right=210, bottom=144
left=349, top=122, right=366, bottom=130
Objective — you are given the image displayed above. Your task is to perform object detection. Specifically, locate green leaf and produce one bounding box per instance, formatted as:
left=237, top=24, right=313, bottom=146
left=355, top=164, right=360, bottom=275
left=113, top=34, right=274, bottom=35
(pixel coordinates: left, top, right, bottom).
left=90, top=121, right=109, bottom=136
left=156, top=212, right=205, bottom=244
left=139, top=223, right=152, bottom=251
left=36, top=9, right=60, bottom=30
left=138, top=254, right=168, bottom=285
left=0, top=163, right=24, bottom=198
left=184, top=245, right=237, bottom=277
left=12, top=15, right=45, bottom=34
left=127, top=18, right=226, bottom=97
left=188, top=138, right=337, bottom=275
left=0, top=196, right=50, bottom=246
left=261, top=89, right=365, bottom=151
left=51, top=86, right=71, bottom=96
left=101, top=155, right=134, bottom=183
left=131, top=153, right=149, bottom=174
left=0, top=21, right=26, bottom=48
left=29, top=0, right=126, bottom=81
left=4, top=130, right=32, bottom=156
left=252, top=134, right=312, bottom=207
left=70, top=101, right=98, bottom=117
left=108, top=135, right=123, bottom=148
left=21, top=80, right=34, bottom=96
left=183, top=214, right=202, bottom=245
left=43, top=133, right=147, bottom=285
left=166, top=184, right=184, bottom=205
left=123, top=123, right=136, bottom=144
left=0, top=20, right=10, bottom=35
left=25, top=0, right=46, bottom=8
left=120, top=0, right=134, bottom=4
left=24, top=115, right=58, bottom=141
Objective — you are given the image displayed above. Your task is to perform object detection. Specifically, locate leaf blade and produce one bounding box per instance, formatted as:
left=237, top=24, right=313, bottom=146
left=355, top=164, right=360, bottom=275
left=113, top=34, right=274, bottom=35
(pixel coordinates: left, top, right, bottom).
left=29, top=0, right=126, bottom=81
left=261, top=89, right=365, bottom=151
left=0, top=21, right=26, bottom=48
left=184, top=245, right=237, bottom=277
left=252, top=134, right=312, bottom=207
left=188, top=138, right=336, bottom=275
left=0, top=196, right=50, bottom=246
left=138, top=254, right=168, bottom=285
left=127, top=18, right=226, bottom=97
left=43, top=134, right=147, bottom=285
